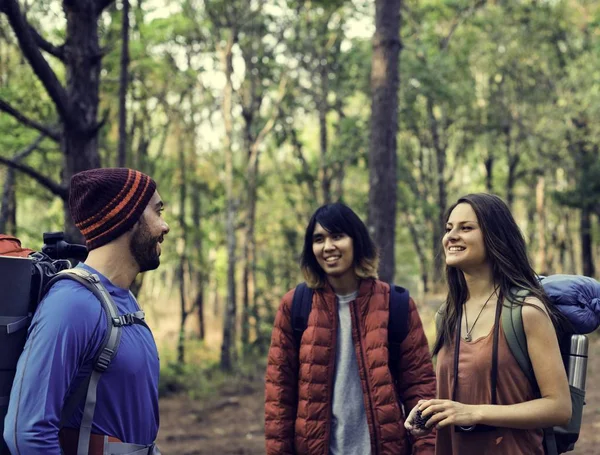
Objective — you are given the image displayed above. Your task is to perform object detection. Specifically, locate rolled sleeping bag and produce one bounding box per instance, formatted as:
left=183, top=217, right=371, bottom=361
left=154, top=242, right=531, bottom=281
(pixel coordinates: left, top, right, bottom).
left=540, top=274, right=600, bottom=334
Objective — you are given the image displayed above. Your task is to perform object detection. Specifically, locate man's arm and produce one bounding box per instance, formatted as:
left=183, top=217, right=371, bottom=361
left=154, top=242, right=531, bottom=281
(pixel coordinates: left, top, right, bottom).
left=3, top=284, right=104, bottom=455
left=393, top=298, right=437, bottom=454
left=264, top=290, right=299, bottom=455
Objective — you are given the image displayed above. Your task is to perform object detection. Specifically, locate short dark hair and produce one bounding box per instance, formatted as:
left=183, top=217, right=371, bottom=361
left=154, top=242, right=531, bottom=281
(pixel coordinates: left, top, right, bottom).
left=300, top=203, right=379, bottom=288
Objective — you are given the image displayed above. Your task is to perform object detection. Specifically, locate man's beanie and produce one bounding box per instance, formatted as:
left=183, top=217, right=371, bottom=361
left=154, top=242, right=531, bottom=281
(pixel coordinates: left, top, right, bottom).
left=69, top=168, right=157, bottom=251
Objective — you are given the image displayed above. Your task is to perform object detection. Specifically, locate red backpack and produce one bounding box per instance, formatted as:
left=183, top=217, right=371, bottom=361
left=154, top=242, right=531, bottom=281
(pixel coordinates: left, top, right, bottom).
left=0, top=234, right=34, bottom=258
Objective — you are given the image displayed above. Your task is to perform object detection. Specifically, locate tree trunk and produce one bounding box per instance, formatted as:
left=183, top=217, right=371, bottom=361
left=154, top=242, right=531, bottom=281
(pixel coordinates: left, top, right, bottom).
left=191, top=164, right=205, bottom=342
left=61, top=1, right=105, bottom=243
left=504, top=125, right=519, bottom=210
left=117, top=0, right=130, bottom=167
left=0, top=169, right=16, bottom=234
left=220, top=30, right=237, bottom=371
left=176, top=130, right=188, bottom=364
left=242, top=164, right=257, bottom=351
left=427, top=97, right=447, bottom=288
left=0, top=137, right=42, bottom=233
left=319, top=61, right=331, bottom=205
left=580, top=206, right=595, bottom=277
left=484, top=150, right=494, bottom=192
left=333, top=162, right=345, bottom=202
left=405, top=213, right=429, bottom=293
left=332, top=106, right=346, bottom=201
left=535, top=176, right=547, bottom=274
left=566, top=211, right=577, bottom=274
left=367, top=0, right=401, bottom=284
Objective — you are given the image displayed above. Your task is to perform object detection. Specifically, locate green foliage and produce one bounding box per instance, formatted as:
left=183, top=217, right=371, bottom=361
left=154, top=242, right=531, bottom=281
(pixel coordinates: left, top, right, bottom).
left=159, top=350, right=267, bottom=400
left=2, top=0, right=599, bottom=372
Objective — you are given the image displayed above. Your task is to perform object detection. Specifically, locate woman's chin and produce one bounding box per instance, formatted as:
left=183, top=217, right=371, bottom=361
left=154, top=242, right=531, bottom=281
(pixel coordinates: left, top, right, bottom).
left=446, top=259, right=466, bottom=270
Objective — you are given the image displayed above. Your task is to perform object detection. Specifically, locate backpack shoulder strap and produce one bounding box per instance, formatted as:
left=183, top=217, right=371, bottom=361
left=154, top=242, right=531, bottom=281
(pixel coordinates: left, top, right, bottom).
left=388, top=284, right=410, bottom=345
left=501, top=288, right=536, bottom=388
left=291, top=282, right=313, bottom=351
left=48, top=269, right=123, bottom=455
left=388, top=284, right=411, bottom=386
left=502, top=289, right=560, bottom=455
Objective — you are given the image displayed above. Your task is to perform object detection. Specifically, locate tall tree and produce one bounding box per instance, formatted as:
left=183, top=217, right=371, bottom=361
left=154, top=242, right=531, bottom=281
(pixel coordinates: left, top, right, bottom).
left=117, top=0, right=130, bottom=167
left=218, top=23, right=238, bottom=372
left=0, top=0, right=116, bottom=242
left=0, top=134, right=45, bottom=233
left=368, top=0, right=401, bottom=283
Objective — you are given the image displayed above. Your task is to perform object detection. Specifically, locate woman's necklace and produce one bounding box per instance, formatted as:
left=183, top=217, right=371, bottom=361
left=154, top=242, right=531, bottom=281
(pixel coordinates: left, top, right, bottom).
left=463, top=286, right=498, bottom=342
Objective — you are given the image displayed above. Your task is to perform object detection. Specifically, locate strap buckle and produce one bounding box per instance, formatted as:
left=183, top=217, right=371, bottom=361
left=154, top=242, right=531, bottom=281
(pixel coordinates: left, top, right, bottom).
left=113, top=313, right=135, bottom=327
left=95, top=347, right=115, bottom=372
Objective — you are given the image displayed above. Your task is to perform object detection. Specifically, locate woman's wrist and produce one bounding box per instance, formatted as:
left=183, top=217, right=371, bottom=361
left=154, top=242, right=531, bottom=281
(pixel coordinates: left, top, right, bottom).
left=470, top=405, right=485, bottom=425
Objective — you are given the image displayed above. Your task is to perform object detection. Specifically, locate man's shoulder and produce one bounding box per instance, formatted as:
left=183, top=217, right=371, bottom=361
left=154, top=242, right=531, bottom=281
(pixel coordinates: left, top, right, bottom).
left=38, top=278, right=106, bottom=320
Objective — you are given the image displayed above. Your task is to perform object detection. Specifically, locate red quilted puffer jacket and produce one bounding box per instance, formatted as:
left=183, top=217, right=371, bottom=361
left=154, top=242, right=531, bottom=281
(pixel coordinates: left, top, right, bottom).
left=265, top=279, right=436, bottom=455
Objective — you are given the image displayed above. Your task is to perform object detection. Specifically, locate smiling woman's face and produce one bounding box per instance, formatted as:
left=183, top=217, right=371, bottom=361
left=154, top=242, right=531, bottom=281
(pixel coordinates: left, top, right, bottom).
left=443, top=203, right=487, bottom=270
left=312, top=222, right=355, bottom=279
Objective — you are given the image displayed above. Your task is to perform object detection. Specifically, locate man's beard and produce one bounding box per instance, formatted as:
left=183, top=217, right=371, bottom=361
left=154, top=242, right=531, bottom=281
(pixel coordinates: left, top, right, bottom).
left=130, top=219, right=162, bottom=272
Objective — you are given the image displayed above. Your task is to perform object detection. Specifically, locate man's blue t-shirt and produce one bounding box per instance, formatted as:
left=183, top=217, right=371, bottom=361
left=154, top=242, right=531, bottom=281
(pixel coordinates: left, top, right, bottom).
left=3, top=263, right=160, bottom=455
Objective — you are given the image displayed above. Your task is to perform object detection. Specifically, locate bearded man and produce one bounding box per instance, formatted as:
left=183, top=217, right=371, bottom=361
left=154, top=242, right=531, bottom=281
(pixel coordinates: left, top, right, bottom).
left=4, top=168, right=169, bottom=455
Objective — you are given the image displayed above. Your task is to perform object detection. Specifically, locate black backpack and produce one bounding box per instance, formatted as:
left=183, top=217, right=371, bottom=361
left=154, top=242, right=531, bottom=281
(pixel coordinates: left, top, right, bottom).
left=290, top=282, right=411, bottom=379
left=0, top=233, right=150, bottom=455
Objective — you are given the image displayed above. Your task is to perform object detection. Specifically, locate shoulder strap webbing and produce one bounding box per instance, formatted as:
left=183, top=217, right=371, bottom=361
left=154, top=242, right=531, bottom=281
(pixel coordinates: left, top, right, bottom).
left=42, top=268, right=152, bottom=455
left=501, top=289, right=536, bottom=388
left=501, top=289, right=559, bottom=455
left=388, top=285, right=410, bottom=386
left=388, top=285, right=410, bottom=345
left=48, top=269, right=122, bottom=455
left=291, top=283, right=313, bottom=351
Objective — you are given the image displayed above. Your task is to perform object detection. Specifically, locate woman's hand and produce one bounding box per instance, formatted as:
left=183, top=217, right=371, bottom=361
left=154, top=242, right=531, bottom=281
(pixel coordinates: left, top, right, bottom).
left=418, top=399, right=482, bottom=429
left=404, top=400, right=434, bottom=437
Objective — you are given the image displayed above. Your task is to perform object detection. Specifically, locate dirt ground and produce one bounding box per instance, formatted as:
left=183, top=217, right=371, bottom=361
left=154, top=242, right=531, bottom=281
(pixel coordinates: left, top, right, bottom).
left=157, top=336, right=600, bottom=455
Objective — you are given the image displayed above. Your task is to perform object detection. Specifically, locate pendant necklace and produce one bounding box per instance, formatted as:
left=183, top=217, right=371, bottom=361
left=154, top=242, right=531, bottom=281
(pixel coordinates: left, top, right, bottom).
left=463, top=286, right=498, bottom=342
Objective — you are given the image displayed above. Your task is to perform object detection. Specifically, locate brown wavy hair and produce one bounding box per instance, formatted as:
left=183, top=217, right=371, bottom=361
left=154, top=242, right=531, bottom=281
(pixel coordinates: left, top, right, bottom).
left=433, top=193, right=565, bottom=355
left=300, top=203, right=379, bottom=289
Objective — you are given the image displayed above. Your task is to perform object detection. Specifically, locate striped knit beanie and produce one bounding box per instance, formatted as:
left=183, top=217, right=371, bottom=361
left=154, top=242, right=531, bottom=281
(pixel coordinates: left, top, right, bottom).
left=69, top=168, right=157, bottom=251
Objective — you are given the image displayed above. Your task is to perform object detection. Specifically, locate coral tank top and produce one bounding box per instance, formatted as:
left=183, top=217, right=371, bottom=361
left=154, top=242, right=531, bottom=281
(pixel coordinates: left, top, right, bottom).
left=435, top=320, right=544, bottom=455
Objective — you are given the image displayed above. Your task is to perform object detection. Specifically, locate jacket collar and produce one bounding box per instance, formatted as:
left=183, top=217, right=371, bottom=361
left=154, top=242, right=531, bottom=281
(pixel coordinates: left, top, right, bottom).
left=318, top=278, right=375, bottom=304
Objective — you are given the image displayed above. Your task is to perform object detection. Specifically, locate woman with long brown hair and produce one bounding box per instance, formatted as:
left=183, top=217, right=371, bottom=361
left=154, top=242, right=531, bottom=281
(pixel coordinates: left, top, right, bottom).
left=405, top=193, right=571, bottom=455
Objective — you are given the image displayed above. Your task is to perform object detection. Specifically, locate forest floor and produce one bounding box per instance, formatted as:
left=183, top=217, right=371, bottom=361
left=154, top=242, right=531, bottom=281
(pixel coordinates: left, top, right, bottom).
left=156, top=297, right=600, bottom=455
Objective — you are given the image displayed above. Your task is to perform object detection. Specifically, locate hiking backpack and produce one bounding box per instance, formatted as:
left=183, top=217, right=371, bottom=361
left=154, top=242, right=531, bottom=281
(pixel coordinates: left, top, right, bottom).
left=0, top=233, right=150, bottom=455
left=501, top=276, right=599, bottom=455
left=291, top=282, right=411, bottom=383
left=437, top=275, right=600, bottom=455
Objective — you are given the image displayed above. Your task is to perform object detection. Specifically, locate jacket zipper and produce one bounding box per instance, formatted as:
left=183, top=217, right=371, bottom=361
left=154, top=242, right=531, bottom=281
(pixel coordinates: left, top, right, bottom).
left=323, top=293, right=338, bottom=455
left=351, top=301, right=380, bottom=455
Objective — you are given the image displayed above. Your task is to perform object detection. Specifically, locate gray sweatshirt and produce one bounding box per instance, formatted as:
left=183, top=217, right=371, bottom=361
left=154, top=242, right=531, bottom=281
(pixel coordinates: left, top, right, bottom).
left=329, top=291, right=372, bottom=455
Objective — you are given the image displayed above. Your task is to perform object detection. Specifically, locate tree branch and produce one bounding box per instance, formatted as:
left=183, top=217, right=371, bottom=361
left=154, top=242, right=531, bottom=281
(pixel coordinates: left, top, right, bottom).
left=96, top=0, right=116, bottom=15
left=440, top=0, right=487, bottom=50
left=248, top=75, right=289, bottom=168
left=29, top=25, right=65, bottom=60
left=11, top=133, right=46, bottom=161
left=0, top=154, right=68, bottom=199
left=2, top=0, right=77, bottom=128
left=0, top=98, right=61, bottom=141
